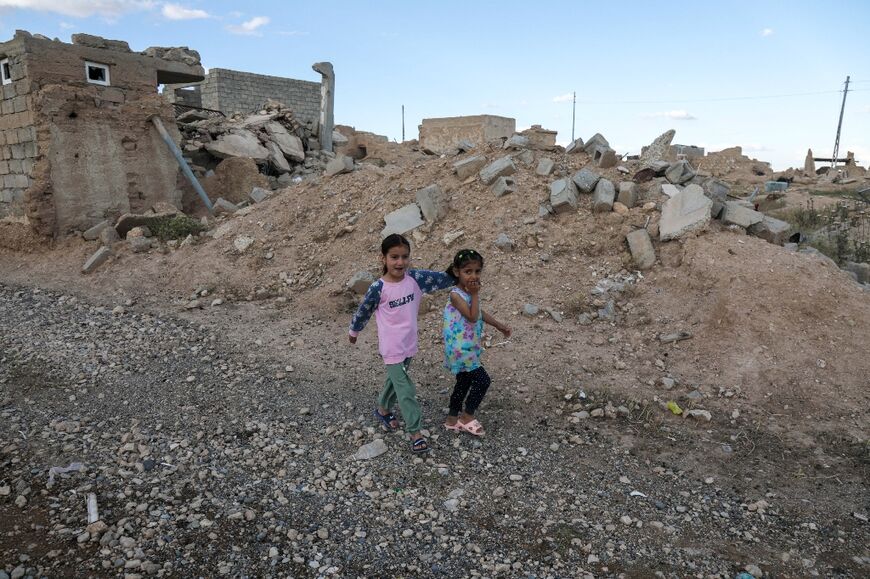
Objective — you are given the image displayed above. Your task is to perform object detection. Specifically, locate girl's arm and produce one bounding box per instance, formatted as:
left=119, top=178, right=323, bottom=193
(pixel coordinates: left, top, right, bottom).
left=450, top=290, right=480, bottom=323
left=483, top=310, right=512, bottom=338
left=408, top=269, right=455, bottom=294
left=348, top=280, right=383, bottom=343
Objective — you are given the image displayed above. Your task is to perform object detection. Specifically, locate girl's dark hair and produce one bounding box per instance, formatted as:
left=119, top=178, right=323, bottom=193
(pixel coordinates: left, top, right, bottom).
left=447, top=248, right=484, bottom=278
left=381, top=233, right=411, bottom=273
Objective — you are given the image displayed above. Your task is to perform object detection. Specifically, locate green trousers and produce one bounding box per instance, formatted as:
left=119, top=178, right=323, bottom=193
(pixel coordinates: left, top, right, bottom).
left=378, top=358, right=422, bottom=434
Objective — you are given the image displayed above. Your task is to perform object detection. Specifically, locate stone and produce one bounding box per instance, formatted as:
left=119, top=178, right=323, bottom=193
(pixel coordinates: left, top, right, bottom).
left=804, top=148, right=815, bottom=175
left=549, top=178, right=578, bottom=214
left=665, top=160, right=696, bottom=184
left=639, top=129, right=676, bottom=168
left=265, top=142, right=291, bottom=173
left=702, top=178, right=730, bottom=201
left=249, top=187, right=271, bottom=203
left=129, top=237, right=151, bottom=253
left=233, top=236, right=254, bottom=252
left=685, top=409, right=712, bottom=421
left=597, top=148, right=618, bottom=169
left=617, top=182, right=638, bottom=207
left=325, top=154, right=354, bottom=177
left=565, top=137, right=584, bottom=154
left=591, top=179, right=615, bottom=212
left=456, top=139, right=475, bottom=152
left=515, top=149, right=534, bottom=166
left=100, top=226, right=120, bottom=246
left=348, top=271, right=375, bottom=294
left=126, top=226, right=150, bottom=239
left=626, top=230, right=655, bottom=270
left=214, top=197, right=238, bottom=214
left=381, top=203, right=424, bottom=238
left=522, top=303, right=540, bottom=316
left=352, top=439, right=388, bottom=460
left=503, top=134, right=530, bottom=149
left=452, top=155, right=487, bottom=179
left=494, top=233, right=515, bottom=251
left=612, top=202, right=629, bottom=215
left=415, top=184, right=449, bottom=222
left=571, top=168, right=600, bottom=193
left=479, top=156, right=517, bottom=185
left=661, top=184, right=682, bottom=198
left=492, top=176, right=516, bottom=197
left=721, top=202, right=763, bottom=229
left=659, top=187, right=713, bottom=241
left=205, top=130, right=269, bottom=161
left=583, top=133, right=610, bottom=156
left=82, top=246, right=111, bottom=274
left=443, top=230, right=464, bottom=246
left=748, top=215, right=791, bottom=245
left=82, top=220, right=109, bottom=241
left=535, top=158, right=555, bottom=176
left=264, top=122, right=305, bottom=162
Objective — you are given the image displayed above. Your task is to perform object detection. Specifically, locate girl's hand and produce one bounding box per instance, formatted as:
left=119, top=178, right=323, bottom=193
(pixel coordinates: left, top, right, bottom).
left=348, top=335, right=357, bottom=344
left=466, top=280, right=481, bottom=295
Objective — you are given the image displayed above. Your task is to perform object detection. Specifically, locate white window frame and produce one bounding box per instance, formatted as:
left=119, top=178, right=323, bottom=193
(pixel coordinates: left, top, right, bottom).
left=1, top=58, right=11, bottom=86
left=84, top=61, right=110, bottom=86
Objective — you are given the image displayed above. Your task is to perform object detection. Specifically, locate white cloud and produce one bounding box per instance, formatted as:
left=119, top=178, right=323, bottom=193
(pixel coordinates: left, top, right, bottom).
left=161, top=3, right=208, bottom=20
left=226, top=15, right=269, bottom=36
left=277, top=30, right=308, bottom=37
left=643, top=110, right=697, bottom=120
left=552, top=93, right=573, bottom=103
left=761, top=28, right=774, bottom=37
left=0, top=0, right=153, bottom=18
left=59, top=21, right=74, bottom=28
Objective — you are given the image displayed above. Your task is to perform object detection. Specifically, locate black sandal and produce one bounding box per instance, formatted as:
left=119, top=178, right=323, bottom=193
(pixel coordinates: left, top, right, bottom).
left=373, top=409, right=398, bottom=432
left=411, top=437, right=430, bottom=454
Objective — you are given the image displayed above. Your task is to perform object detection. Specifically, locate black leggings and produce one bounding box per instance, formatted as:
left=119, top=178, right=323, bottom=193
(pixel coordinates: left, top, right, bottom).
left=449, top=367, right=491, bottom=416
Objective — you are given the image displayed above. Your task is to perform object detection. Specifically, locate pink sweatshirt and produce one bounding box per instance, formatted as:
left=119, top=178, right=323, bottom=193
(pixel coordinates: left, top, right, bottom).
left=349, top=269, right=454, bottom=365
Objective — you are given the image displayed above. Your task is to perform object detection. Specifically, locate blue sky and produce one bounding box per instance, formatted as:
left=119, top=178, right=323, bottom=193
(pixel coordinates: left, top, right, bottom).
left=1, top=0, right=869, bottom=170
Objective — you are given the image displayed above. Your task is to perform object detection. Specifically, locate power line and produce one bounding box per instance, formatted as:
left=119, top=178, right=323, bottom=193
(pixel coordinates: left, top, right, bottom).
left=574, top=88, right=869, bottom=105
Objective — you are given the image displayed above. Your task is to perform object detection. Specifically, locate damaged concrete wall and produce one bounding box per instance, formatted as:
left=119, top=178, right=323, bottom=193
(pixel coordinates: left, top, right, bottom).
left=419, top=115, right=516, bottom=152
left=0, top=30, right=203, bottom=235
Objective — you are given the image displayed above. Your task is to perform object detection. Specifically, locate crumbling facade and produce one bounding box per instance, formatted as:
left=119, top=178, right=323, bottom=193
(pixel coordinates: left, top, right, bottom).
left=0, top=30, right=204, bottom=235
left=166, top=68, right=321, bottom=124
left=419, top=115, right=515, bottom=152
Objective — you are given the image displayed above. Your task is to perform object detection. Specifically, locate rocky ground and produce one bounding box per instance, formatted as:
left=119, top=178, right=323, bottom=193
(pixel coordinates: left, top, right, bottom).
left=0, top=279, right=868, bottom=578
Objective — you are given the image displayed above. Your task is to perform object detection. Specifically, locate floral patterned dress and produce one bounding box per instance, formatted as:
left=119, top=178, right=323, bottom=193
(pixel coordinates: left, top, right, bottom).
left=442, top=287, right=484, bottom=374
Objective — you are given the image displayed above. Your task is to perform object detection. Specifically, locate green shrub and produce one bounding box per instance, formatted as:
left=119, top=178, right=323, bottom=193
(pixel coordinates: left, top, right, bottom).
left=150, top=215, right=206, bottom=241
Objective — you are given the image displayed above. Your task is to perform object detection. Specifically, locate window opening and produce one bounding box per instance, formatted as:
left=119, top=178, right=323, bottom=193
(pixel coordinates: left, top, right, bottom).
left=1, top=58, right=11, bottom=85
left=85, top=61, right=110, bottom=86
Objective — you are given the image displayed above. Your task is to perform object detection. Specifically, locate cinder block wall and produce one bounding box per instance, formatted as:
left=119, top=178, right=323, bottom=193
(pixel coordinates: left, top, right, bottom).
left=0, top=50, right=36, bottom=219
left=201, top=68, right=320, bottom=124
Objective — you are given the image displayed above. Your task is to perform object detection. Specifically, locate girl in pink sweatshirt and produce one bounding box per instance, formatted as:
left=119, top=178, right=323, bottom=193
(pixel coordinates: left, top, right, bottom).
left=348, top=234, right=455, bottom=453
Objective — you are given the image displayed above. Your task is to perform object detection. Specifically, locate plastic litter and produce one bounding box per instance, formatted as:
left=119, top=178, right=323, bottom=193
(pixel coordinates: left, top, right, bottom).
left=630, top=490, right=648, bottom=498
left=666, top=401, right=683, bottom=415
left=47, top=462, right=85, bottom=484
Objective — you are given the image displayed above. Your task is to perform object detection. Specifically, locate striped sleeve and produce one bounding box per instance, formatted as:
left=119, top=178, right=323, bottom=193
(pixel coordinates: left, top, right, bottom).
left=349, top=279, right=383, bottom=335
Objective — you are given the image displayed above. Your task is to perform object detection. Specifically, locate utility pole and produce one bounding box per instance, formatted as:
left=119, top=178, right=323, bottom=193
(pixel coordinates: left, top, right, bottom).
left=401, top=105, right=405, bottom=142
left=571, top=91, right=576, bottom=142
left=831, top=75, right=850, bottom=167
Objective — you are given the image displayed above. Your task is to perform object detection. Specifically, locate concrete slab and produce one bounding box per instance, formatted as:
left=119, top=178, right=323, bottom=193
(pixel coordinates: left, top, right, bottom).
left=82, top=246, right=111, bottom=274
left=381, top=203, right=424, bottom=238
left=205, top=130, right=269, bottom=161
left=453, top=155, right=487, bottom=180
left=659, top=188, right=713, bottom=241
left=748, top=215, right=791, bottom=245
left=415, top=184, right=449, bottom=222
left=721, top=202, right=764, bottom=229
left=479, top=156, right=517, bottom=185
left=325, top=154, right=354, bottom=176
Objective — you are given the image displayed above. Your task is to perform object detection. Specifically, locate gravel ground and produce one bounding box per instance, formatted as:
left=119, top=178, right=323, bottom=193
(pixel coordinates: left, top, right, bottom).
left=1, top=282, right=867, bottom=578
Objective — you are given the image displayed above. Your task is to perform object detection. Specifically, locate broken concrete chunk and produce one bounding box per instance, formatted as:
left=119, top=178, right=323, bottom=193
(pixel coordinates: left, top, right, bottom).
left=583, top=133, right=610, bottom=156
left=381, top=203, right=425, bottom=238
left=626, top=229, right=656, bottom=270
left=325, top=154, right=355, bottom=177
left=721, top=202, right=763, bottom=229
left=702, top=178, right=730, bottom=201
left=214, top=197, right=239, bottom=214
left=249, top=187, right=271, bottom=204
left=572, top=168, right=600, bottom=193
left=639, top=129, right=676, bottom=168
left=205, top=130, right=270, bottom=161
left=597, top=148, right=618, bottom=169
left=747, top=215, right=791, bottom=245
left=549, top=178, right=578, bottom=214
left=129, top=236, right=152, bottom=253
left=100, top=227, right=120, bottom=246
left=535, top=158, right=555, bottom=176
left=126, top=226, right=151, bottom=239
left=659, top=187, right=713, bottom=241
left=661, top=184, right=682, bottom=198
left=443, top=230, right=465, bottom=246
left=565, top=137, right=585, bottom=154
left=453, top=155, right=487, bottom=180
left=415, top=184, right=449, bottom=222
left=665, top=160, right=696, bottom=184
left=515, top=149, right=534, bottom=167
left=265, top=142, right=291, bottom=173
left=479, top=156, right=517, bottom=185
left=82, top=220, right=109, bottom=241
left=234, top=235, right=255, bottom=252
left=592, top=179, right=616, bottom=213
left=264, top=122, right=305, bottom=163
left=504, top=134, right=530, bottom=150
left=348, top=271, right=375, bottom=294
left=176, top=109, right=211, bottom=123
left=456, top=139, right=475, bottom=152
left=81, top=246, right=111, bottom=274
left=617, top=182, right=638, bottom=208
left=492, top=176, right=516, bottom=197
left=494, top=233, right=515, bottom=251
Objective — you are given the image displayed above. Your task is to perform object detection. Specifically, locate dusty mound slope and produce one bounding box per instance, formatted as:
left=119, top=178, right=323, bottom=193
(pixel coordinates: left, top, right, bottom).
left=2, top=142, right=868, bottom=439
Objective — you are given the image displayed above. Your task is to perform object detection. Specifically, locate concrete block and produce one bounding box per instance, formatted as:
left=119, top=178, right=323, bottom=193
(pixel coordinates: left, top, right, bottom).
left=325, top=154, right=354, bottom=176
left=597, top=148, right=618, bottom=169
left=491, top=176, right=516, bottom=197
left=265, top=142, right=291, bottom=173
left=747, top=215, right=791, bottom=245
left=205, top=130, right=269, bottom=161
left=617, top=182, right=637, bottom=208
left=659, top=188, right=713, bottom=241
left=381, top=203, right=424, bottom=238
left=250, top=187, right=271, bottom=203
left=711, top=200, right=725, bottom=220
left=702, top=178, right=730, bottom=201
left=415, top=184, right=449, bottom=222
left=479, top=156, right=516, bottom=185
left=565, top=138, right=584, bottom=154
left=591, top=179, right=616, bottom=213
left=214, top=197, right=238, bottom=214
left=571, top=168, right=600, bottom=193
left=82, top=220, right=110, bottom=241
left=515, top=149, right=534, bottom=167
left=81, top=246, right=111, bottom=274
left=549, top=178, right=578, bottom=214
left=504, top=134, right=530, bottom=149
left=129, top=236, right=152, bottom=253
left=626, top=229, right=656, bottom=269
left=661, top=183, right=681, bottom=197
left=721, top=202, right=763, bottom=229
left=99, top=226, right=120, bottom=246
left=665, top=160, right=696, bottom=184
left=764, top=181, right=789, bottom=192
left=583, top=133, right=610, bottom=156
left=452, top=155, right=487, bottom=180
left=535, top=158, right=555, bottom=176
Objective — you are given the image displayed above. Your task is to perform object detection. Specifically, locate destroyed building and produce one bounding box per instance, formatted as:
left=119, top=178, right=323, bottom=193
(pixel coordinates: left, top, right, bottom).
left=419, top=115, right=515, bottom=152
left=0, top=30, right=204, bottom=236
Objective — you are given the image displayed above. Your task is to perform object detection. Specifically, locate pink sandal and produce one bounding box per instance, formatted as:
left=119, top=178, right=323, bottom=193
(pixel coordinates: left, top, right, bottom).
left=456, top=419, right=485, bottom=437
left=444, top=421, right=462, bottom=432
